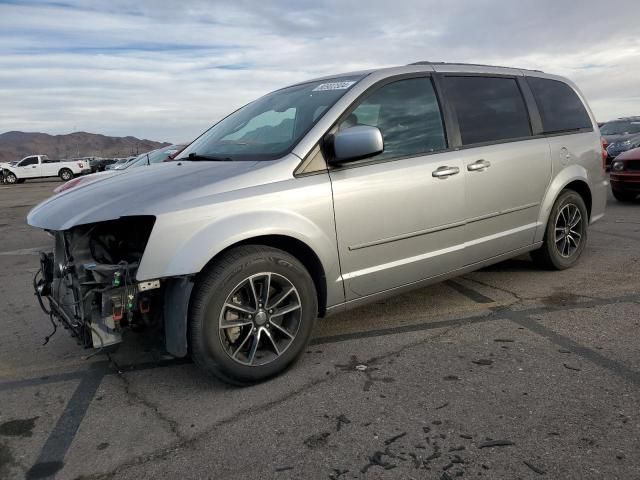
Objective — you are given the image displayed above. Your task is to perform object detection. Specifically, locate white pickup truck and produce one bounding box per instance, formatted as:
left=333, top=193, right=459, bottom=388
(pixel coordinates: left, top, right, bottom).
left=2, top=155, right=90, bottom=184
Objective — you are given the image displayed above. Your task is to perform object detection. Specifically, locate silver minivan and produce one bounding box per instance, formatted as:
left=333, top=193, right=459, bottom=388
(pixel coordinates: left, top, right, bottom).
left=28, top=62, right=607, bottom=384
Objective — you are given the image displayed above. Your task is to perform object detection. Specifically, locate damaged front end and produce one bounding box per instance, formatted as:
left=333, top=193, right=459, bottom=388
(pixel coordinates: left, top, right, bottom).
left=34, top=216, right=165, bottom=352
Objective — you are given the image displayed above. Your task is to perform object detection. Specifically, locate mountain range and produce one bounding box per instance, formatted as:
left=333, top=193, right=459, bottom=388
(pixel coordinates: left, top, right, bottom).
left=0, top=131, right=170, bottom=162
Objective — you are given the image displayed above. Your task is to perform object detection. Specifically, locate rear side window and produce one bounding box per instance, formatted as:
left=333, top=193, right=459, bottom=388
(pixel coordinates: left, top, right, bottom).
left=444, top=76, right=532, bottom=145
left=527, top=77, right=592, bottom=133
left=338, top=77, right=447, bottom=161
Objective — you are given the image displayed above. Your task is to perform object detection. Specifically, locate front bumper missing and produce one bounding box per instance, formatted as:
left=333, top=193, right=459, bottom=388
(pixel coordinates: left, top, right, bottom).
left=34, top=249, right=124, bottom=349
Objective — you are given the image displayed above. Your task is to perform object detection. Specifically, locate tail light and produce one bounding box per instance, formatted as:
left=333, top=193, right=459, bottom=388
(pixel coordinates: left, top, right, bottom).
left=54, top=177, right=83, bottom=194
left=601, top=137, right=608, bottom=170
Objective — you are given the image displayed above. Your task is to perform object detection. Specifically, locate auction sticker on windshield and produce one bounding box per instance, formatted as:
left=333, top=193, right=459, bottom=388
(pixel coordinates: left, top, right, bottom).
left=312, top=81, right=356, bottom=91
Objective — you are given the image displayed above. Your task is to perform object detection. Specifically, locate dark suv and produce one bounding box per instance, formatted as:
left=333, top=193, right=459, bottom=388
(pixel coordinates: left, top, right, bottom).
left=600, top=117, right=640, bottom=166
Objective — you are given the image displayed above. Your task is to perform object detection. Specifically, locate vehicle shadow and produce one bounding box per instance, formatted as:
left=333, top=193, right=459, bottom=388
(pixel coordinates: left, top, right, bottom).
left=477, top=255, right=538, bottom=273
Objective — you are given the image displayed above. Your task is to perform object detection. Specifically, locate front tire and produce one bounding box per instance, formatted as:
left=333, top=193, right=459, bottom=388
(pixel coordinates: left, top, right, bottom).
left=59, top=168, right=73, bottom=181
left=189, top=245, right=318, bottom=385
left=4, top=172, right=17, bottom=184
left=531, top=190, right=588, bottom=270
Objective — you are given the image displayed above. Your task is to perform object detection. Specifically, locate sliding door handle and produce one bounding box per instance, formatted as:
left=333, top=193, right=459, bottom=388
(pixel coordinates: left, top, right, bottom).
left=432, top=166, right=460, bottom=178
left=467, top=159, right=491, bottom=171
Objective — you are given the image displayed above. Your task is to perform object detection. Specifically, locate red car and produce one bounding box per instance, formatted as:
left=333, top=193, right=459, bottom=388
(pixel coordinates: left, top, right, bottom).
left=610, top=147, right=640, bottom=202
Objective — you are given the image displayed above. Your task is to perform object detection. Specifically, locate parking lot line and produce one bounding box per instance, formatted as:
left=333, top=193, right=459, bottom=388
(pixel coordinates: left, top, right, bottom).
left=509, top=313, right=640, bottom=386
left=444, top=279, right=495, bottom=304
left=25, top=362, right=109, bottom=480
left=3, top=292, right=637, bottom=393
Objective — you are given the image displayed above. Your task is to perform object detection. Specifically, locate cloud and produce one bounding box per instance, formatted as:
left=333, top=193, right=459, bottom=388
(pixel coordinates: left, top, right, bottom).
left=0, top=0, right=639, bottom=142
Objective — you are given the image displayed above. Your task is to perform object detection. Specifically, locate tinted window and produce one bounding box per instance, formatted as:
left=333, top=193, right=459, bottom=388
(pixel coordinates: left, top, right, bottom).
left=20, top=157, right=38, bottom=166
left=338, top=77, right=446, bottom=161
left=527, top=77, right=592, bottom=133
left=444, top=76, right=532, bottom=145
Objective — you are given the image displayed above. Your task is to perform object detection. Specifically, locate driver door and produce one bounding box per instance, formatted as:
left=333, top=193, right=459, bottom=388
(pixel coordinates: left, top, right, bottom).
left=329, top=76, right=466, bottom=300
left=18, top=156, right=41, bottom=178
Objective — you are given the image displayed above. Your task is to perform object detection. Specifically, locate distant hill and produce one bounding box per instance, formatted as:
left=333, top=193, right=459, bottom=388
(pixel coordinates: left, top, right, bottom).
left=0, top=131, right=170, bottom=162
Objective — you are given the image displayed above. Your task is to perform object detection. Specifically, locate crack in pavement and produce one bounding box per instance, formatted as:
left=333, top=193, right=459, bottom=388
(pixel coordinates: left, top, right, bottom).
left=75, top=329, right=458, bottom=480
left=3, top=293, right=639, bottom=393
left=462, top=275, right=603, bottom=306
left=113, top=370, right=186, bottom=443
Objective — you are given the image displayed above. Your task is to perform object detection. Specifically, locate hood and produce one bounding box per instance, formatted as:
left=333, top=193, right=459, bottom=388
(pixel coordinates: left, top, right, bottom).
left=604, top=133, right=640, bottom=144
left=53, top=170, right=119, bottom=193
left=28, top=157, right=295, bottom=231
left=616, top=147, right=640, bottom=161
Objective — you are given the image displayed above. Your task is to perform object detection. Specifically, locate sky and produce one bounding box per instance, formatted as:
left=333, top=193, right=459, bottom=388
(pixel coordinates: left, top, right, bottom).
left=1, top=0, right=639, bottom=144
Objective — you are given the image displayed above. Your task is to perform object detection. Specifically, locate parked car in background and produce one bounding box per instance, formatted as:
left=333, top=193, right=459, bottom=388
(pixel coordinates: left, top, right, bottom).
left=53, top=146, right=186, bottom=193
left=106, top=156, right=136, bottom=170
left=125, top=144, right=186, bottom=168
left=0, top=160, right=18, bottom=182
left=3, top=155, right=90, bottom=184
left=610, top=147, right=640, bottom=202
left=88, top=157, right=118, bottom=173
left=600, top=117, right=640, bottom=167
left=28, top=62, right=606, bottom=384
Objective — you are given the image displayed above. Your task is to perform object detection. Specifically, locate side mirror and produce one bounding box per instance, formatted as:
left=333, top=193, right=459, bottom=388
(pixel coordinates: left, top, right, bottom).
left=330, top=125, right=383, bottom=164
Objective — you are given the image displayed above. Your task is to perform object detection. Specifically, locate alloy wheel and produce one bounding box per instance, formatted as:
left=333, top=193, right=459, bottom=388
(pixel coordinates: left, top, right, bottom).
left=554, top=203, right=582, bottom=258
left=218, top=272, right=302, bottom=366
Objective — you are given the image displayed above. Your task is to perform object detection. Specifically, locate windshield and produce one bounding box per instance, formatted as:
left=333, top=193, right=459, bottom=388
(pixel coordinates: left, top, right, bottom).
left=177, top=76, right=363, bottom=161
left=600, top=121, right=640, bottom=135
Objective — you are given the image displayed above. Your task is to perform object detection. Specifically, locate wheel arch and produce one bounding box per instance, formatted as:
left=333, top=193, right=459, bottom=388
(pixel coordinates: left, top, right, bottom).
left=163, top=234, right=330, bottom=359
left=564, top=180, right=592, bottom=219
left=535, top=165, right=593, bottom=243
left=58, top=167, right=73, bottom=177
left=202, top=234, right=328, bottom=317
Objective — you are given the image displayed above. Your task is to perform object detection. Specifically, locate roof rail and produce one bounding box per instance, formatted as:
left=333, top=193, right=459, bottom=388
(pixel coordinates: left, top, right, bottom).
left=408, top=61, right=544, bottom=73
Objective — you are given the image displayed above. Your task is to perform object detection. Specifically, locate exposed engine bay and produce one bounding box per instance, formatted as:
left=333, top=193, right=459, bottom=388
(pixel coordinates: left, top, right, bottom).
left=34, top=216, right=164, bottom=352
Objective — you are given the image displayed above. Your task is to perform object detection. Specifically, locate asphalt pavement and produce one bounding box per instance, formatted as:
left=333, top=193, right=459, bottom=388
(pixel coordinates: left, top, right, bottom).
left=0, top=178, right=639, bottom=479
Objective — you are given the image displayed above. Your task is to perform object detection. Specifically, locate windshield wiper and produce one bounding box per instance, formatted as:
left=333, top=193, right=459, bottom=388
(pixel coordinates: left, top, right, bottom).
left=186, top=153, right=234, bottom=162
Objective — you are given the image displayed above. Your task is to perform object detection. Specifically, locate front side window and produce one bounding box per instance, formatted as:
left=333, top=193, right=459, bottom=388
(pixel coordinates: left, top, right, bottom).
left=19, top=157, right=37, bottom=166
left=444, top=76, right=532, bottom=145
left=527, top=77, right=592, bottom=133
left=177, top=76, right=363, bottom=161
left=338, top=77, right=447, bottom=161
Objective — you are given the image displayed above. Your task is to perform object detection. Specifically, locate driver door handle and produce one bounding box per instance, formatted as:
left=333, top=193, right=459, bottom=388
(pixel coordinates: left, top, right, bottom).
left=432, top=166, right=460, bottom=178
left=467, top=159, right=491, bottom=171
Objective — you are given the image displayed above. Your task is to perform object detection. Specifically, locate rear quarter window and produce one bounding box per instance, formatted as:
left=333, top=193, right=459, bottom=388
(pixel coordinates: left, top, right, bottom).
left=527, top=77, right=592, bottom=133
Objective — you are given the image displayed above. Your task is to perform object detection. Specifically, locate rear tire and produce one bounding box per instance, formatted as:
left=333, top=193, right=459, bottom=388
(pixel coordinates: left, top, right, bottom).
left=189, top=245, right=317, bottom=385
left=531, top=190, right=588, bottom=270
left=59, top=169, right=73, bottom=181
left=612, top=189, right=637, bottom=202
